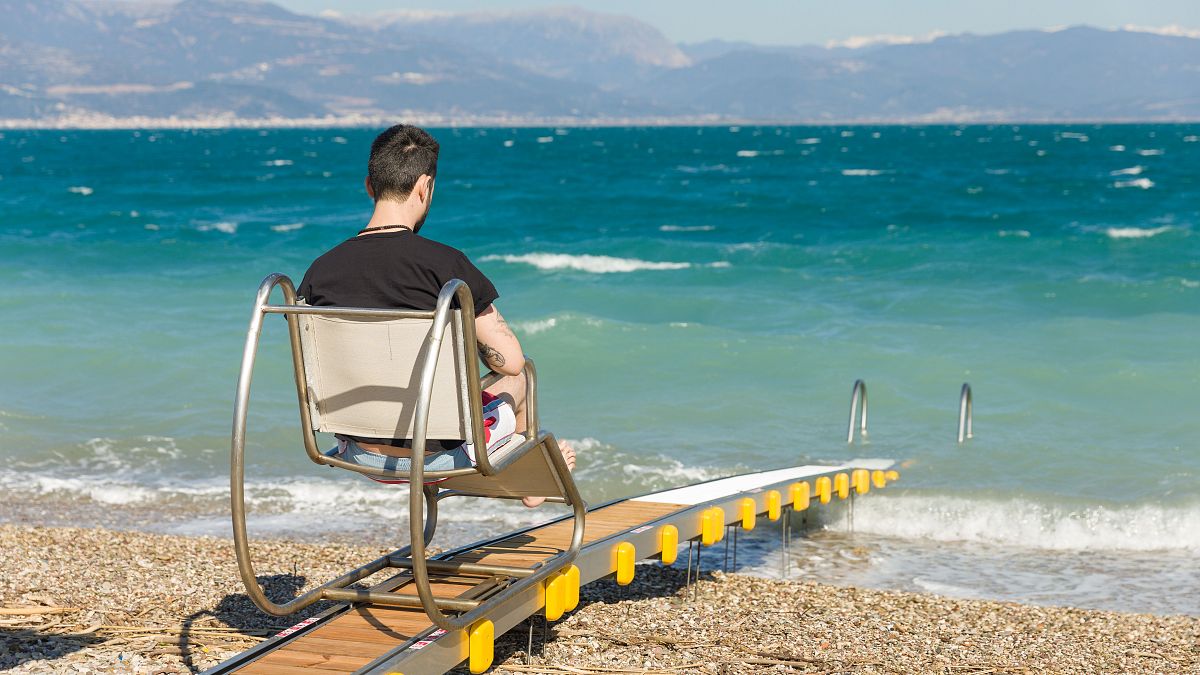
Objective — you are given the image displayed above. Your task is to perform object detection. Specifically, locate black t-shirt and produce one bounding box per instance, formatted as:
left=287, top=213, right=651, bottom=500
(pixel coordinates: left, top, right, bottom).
left=298, top=230, right=498, bottom=315
left=297, top=229, right=499, bottom=449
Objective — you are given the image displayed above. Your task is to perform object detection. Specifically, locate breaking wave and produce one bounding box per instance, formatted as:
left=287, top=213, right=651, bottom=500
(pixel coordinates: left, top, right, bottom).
left=841, top=494, right=1200, bottom=551
left=1112, top=178, right=1154, bottom=189
left=197, top=221, right=238, bottom=234
left=1105, top=226, right=1171, bottom=239
left=481, top=253, right=726, bottom=274
left=659, top=225, right=716, bottom=232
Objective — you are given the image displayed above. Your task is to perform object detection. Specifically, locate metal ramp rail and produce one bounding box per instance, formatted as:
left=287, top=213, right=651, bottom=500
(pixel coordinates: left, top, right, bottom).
left=204, top=460, right=899, bottom=675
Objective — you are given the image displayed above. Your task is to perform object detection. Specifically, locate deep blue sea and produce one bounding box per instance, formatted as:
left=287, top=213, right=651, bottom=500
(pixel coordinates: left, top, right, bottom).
left=1, top=125, right=1197, bottom=615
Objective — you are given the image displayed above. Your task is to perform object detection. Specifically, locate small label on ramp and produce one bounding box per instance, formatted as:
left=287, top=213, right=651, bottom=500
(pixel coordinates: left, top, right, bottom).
left=409, top=628, right=447, bottom=650
left=275, top=616, right=320, bottom=638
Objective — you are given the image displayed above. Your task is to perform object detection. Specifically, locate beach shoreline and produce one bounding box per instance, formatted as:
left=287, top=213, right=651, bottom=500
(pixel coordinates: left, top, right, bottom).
left=1, top=524, right=1195, bottom=674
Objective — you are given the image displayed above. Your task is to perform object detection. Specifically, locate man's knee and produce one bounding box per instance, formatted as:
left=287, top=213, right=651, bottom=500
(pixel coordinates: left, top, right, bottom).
left=486, top=372, right=526, bottom=410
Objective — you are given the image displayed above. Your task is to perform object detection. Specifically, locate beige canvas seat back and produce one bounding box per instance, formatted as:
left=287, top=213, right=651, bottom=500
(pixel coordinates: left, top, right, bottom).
left=296, top=308, right=473, bottom=443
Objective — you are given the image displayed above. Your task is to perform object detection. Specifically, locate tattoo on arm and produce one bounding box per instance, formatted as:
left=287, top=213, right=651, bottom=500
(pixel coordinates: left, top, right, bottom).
left=478, top=341, right=506, bottom=368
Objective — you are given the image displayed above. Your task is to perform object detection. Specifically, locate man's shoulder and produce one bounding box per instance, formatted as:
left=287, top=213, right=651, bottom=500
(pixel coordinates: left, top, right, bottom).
left=309, top=232, right=468, bottom=262
left=306, top=234, right=484, bottom=288
left=408, top=233, right=471, bottom=260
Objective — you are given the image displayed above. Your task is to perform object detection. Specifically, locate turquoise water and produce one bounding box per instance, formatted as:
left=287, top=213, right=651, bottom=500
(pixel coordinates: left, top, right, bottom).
left=1, top=125, right=1197, bottom=614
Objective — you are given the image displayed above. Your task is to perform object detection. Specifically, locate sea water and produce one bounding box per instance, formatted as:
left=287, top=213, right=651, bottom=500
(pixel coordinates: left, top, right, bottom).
left=1, top=125, right=1196, bottom=615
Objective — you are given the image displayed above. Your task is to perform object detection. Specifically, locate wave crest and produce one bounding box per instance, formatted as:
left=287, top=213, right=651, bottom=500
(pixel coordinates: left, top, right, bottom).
left=1106, top=226, right=1171, bottom=239
left=1112, top=178, right=1154, bottom=190
left=842, top=494, right=1200, bottom=551
left=482, top=253, right=722, bottom=274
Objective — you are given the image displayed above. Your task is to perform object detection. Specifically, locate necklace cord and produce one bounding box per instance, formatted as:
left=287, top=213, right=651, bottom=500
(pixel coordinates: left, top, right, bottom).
left=357, top=224, right=412, bottom=236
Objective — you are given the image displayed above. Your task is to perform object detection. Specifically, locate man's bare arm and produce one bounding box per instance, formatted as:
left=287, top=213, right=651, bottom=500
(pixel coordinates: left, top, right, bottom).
left=478, top=342, right=506, bottom=368
left=475, top=305, right=525, bottom=376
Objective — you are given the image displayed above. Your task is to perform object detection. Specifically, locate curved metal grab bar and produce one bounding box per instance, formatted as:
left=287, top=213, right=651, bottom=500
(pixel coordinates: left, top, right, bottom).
left=957, top=382, right=973, bottom=444
left=847, top=379, right=868, bottom=444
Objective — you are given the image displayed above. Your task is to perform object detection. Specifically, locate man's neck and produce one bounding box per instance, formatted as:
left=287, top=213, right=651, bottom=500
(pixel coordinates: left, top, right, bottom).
left=364, top=199, right=420, bottom=231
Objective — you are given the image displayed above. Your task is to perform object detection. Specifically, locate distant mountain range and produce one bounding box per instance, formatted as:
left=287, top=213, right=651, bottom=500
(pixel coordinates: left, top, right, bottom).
left=2, top=0, right=1199, bottom=125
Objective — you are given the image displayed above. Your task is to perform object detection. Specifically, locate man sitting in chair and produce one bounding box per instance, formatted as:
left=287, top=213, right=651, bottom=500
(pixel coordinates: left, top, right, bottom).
left=297, top=124, right=575, bottom=507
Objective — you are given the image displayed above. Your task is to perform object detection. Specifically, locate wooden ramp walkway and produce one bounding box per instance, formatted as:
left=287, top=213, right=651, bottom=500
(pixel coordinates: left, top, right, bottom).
left=205, top=461, right=897, bottom=675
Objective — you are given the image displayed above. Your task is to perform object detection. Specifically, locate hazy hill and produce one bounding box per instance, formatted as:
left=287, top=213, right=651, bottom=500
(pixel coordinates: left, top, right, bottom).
left=0, top=0, right=652, bottom=119
left=370, top=7, right=691, bottom=89
left=1, top=0, right=1199, bottom=123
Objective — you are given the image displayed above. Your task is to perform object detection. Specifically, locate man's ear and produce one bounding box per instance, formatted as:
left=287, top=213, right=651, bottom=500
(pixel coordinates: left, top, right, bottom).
left=415, top=174, right=434, bottom=203
left=364, top=177, right=375, bottom=200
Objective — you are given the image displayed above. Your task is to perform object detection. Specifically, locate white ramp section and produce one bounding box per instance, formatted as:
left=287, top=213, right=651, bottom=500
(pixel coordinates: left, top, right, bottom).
left=631, top=461, right=895, bottom=506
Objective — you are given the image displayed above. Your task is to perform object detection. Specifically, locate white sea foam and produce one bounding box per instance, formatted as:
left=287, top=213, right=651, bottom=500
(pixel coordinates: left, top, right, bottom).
left=502, top=139, right=514, bottom=147
left=841, top=169, right=888, bottom=176
left=675, top=164, right=731, bottom=174
left=270, top=222, right=304, bottom=232
left=67, top=186, right=93, bottom=196
left=569, top=439, right=726, bottom=490
left=23, top=475, right=159, bottom=505
left=1184, top=136, right=1199, bottom=142
left=262, top=159, right=293, bottom=166
left=1109, top=166, right=1145, bottom=176
left=536, top=136, right=553, bottom=144
left=1058, top=132, right=1088, bottom=141
left=1136, top=148, right=1164, bottom=156
left=1112, top=178, right=1154, bottom=190
left=514, top=317, right=557, bottom=334
left=912, top=578, right=985, bottom=598
left=736, top=150, right=759, bottom=157
left=998, top=229, right=1031, bottom=238
left=1105, top=225, right=1171, bottom=239
left=841, top=494, right=1200, bottom=551
left=619, top=458, right=717, bottom=484
left=481, top=253, right=709, bottom=274
left=198, top=221, right=238, bottom=234
left=1108, top=145, right=1126, bottom=151
left=659, top=225, right=716, bottom=232
left=797, top=137, right=821, bottom=145
left=984, top=168, right=1010, bottom=175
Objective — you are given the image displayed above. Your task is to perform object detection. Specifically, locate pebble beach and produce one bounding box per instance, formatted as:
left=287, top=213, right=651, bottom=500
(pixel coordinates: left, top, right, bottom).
left=1, top=524, right=1195, bottom=674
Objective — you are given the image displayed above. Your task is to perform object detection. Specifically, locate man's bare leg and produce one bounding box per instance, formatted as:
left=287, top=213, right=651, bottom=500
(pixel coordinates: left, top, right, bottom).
left=485, top=373, right=577, bottom=508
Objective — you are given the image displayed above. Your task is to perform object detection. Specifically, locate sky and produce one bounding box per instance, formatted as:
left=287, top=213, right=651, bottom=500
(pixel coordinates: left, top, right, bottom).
left=269, top=0, right=1200, bottom=46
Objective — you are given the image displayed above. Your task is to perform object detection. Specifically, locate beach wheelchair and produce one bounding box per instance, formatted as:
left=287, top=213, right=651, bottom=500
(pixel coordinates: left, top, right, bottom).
left=229, top=273, right=586, bottom=631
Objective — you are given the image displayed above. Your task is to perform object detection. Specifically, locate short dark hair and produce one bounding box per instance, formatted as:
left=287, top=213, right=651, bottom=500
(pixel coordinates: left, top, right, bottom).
left=367, top=125, right=439, bottom=202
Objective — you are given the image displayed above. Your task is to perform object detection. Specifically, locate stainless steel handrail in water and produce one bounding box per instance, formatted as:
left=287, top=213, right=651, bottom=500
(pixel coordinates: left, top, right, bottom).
left=847, top=379, right=868, bottom=444
left=957, top=382, right=973, bottom=444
